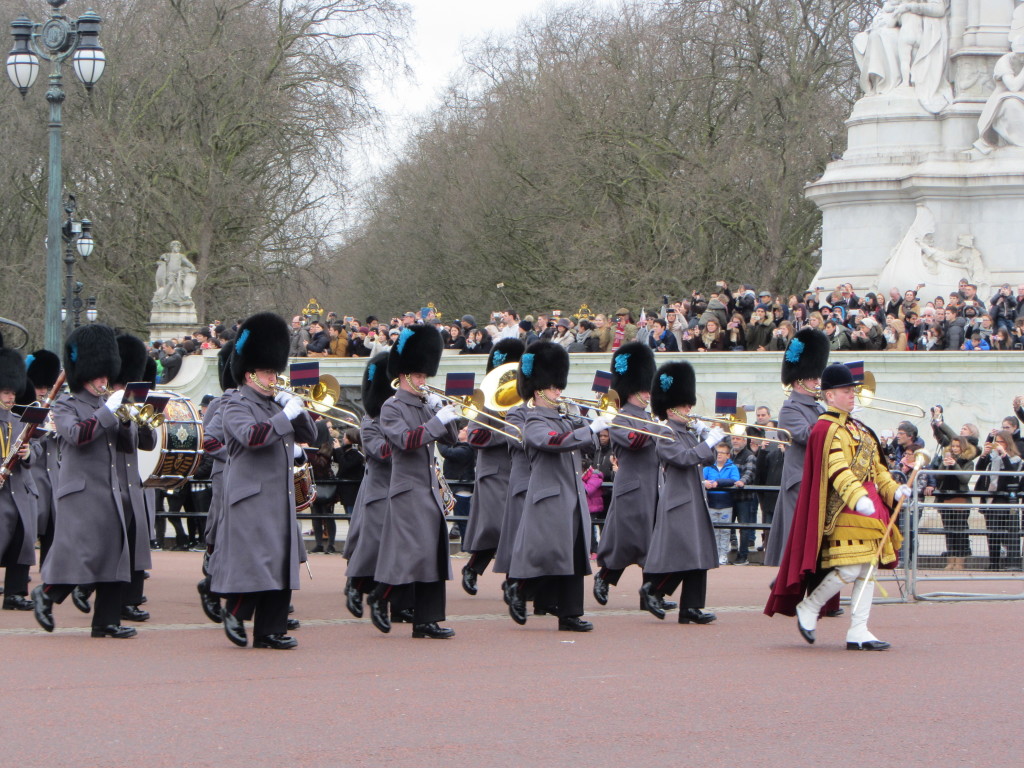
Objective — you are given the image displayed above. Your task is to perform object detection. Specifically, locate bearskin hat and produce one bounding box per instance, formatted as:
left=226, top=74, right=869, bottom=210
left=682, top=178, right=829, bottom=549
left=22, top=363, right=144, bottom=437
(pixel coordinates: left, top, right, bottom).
left=650, top=361, right=697, bottom=420
left=230, top=312, right=290, bottom=383
left=115, top=334, right=149, bottom=387
left=362, top=352, right=395, bottom=419
left=64, top=324, right=120, bottom=393
left=610, top=341, right=656, bottom=401
left=820, top=362, right=856, bottom=391
left=781, top=328, right=830, bottom=386
left=25, top=349, right=61, bottom=391
left=517, top=341, right=570, bottom=399
left=217, top=340, right=237, bottom=392
left=0, top=347, right=26, bottom=395
left=487, top=338, right=525, bottom=374
left=387, top=325, right=443, bottom=379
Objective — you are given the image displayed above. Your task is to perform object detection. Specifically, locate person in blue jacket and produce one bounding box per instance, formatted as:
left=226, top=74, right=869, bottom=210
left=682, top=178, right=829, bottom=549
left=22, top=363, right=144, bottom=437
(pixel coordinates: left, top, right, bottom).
left=703, top=441, right=740, bottom=564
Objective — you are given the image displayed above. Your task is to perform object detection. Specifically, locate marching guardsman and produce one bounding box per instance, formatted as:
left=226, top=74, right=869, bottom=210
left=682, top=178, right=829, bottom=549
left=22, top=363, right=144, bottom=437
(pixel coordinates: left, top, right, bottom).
left=343, top=352, right=394, bottom=618
left=639, top=361, right=726, bottom=625
left=764, top=328, right=830, bottom=567
left=490, top=372, right=530, bottom=601
left=208, top=313, right=315, bottom=649
left=460, top=338, right=524, bottom=595
left=20, top=350, right=61, bottom=565
left=369, top=325, right=460, bottom=639
left=506, top=341, right=604, bottom=631
left=593, top=341, right=677, bottom=612
left=195, top=340, right=237, bottom=623
left=33, top=324, right=139, bottom=638
left=0, top=346, right=39, bottom=610
left=765, top=363, right=910, bottom=650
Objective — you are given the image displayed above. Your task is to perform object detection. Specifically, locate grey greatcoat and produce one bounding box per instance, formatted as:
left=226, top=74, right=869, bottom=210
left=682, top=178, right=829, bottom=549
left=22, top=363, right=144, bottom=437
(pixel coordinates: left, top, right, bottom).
left=208, top=386, right=316, bottom=594
left=200, top=391, right=234, bottom=548
left=344, top=415, right=392, bottom=577
left=374, top=389, right=459, bottom=585
left=28, top=431, right=58, bottom=540
left=643, top=420, right=719, bottom=574
left=42, top=390, right=133, bottom=585
left=462, top=426, right=513, bottom=553
left=508, top=407, right=595, bottom=580
left=763, top=390, right=823, bottom=566
left=492, top=405, right=529, bottom=574
left=0, top=408, right=39, bottom=567
left=115, top=416, right=157, bottom=572
left=597, top=402, right=660, bottom=570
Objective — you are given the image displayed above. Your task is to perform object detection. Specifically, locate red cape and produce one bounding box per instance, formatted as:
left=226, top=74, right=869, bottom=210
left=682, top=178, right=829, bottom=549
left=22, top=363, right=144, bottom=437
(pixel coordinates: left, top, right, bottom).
left=764, top=418, right=833, bottom=617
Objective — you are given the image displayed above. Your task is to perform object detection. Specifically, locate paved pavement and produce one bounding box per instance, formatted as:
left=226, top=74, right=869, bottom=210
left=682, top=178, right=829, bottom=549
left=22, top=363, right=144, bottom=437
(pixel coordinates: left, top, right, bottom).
left=2, top=552, right=1020, bottom=767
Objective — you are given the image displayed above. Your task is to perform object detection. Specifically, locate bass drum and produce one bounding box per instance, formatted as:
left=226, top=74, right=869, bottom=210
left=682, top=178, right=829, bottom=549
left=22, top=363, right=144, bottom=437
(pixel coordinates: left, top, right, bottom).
left=138, top=392, right=204, bottom=491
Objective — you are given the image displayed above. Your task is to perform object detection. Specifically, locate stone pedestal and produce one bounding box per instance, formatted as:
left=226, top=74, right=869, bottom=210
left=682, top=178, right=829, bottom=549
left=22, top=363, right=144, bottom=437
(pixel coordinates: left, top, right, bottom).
left=148, top=303, right=199, bottom=343
left=807, top=2, right=1024, bottom=297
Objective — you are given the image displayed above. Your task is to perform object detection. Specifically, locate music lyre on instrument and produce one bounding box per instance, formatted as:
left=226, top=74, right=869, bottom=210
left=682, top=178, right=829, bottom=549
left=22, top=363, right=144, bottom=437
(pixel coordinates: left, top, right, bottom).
left=0, top=370, right=66, bottom=490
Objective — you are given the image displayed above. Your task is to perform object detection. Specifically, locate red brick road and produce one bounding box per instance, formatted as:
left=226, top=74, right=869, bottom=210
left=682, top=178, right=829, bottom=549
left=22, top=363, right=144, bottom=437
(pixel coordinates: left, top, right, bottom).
left=1, top=552, right=1019, bottom=767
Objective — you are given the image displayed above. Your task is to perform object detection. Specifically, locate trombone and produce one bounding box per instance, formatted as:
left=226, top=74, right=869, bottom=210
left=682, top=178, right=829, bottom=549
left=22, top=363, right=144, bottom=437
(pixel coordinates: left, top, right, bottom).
left=275, top=374, right=361, bottom=430
left=685, top=406, right=793, bottom=447
left=557, top=390, right=672, bottom=441
left=855, top=371, right=926, bottom=419
left=393, top=378, right=524, bottom=443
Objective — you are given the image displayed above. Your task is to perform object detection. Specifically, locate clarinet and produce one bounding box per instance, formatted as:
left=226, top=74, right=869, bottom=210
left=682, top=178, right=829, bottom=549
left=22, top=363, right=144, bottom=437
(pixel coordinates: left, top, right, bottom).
left=0, top=371, right=66, bottom=490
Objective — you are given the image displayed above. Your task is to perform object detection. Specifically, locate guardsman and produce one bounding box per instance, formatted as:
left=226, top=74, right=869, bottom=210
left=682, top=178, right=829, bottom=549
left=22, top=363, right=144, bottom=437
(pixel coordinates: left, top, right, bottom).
left=20, top=350, right=61, bottom=565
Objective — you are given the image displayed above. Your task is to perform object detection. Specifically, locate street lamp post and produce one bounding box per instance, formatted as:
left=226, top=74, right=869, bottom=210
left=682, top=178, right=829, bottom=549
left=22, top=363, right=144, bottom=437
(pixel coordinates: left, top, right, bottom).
left=6, top=1, right=105, bottom=352
left=60, top=193, right=95, bottom=331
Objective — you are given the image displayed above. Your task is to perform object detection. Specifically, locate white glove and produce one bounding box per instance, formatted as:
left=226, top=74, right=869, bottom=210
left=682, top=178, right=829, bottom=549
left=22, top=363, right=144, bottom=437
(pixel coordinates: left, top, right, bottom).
left=274, top=390, right=291, bottom=406
left=589, top=416, right=611, bottom=434
left=436, top=403, right=460, bottom=425
left=282, top=395, right=304, bottom=420
left=895, top=484, right=913, bottom=501
left=692, top=419, right=711, bottom=439
left=425, top=392, right=444, bottom=410
left=854, top=496, right=875, bottom=516
left=293, top=443, right=305, bottom=459
left=703, top=426, right=727, bottom=447
left=104, top=389, right=125, bottom=412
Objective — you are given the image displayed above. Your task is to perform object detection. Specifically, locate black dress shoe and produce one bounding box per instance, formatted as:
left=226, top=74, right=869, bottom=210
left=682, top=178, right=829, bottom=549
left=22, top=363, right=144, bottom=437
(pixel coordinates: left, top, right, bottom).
left=121, top=605, right=150, bottom=622
left=461, top=564, right=478, bottom=596
left=638, top=582, right=665, bottom=620
left=846, top=639, right=891, bottom=651
left=558, top=615, right=594, bottom=632
left=325, top=546, right=337, bottom=554
left=412, top=622, right=455, bottom=639
left=507, top=582, right=527, bottom=625
left=824, top=608, right=845, bottom=618
left=391, top=608, right=415, bottom=624
left=660, top=598, right=678, bottom=611
left=345, top=581, right=364, bottom=618
left=797, top=618, right=815, bottom=645
left=287, top=618, right=300, bottom=631
left=72, top=586, right=91, bottom=614
left=368, top=592, right=391, bottom=634
left=31, top=585, right=54, bottom=632
left=2, top=594, right=34, bottom=611
left=593, top=573, right=609, bottom=605
left=501, top=580, right=511, bottom=605
left=90, top=625, right=138, bottom=639
left=197, top=580, right=222, bottom=623
left=310, top=544, right=324, bottom=554
left=254, top=634, right=298, bottom=649
left=222, top=609, right=247, bottom=647
left=678, top=608, right=716, bottom=624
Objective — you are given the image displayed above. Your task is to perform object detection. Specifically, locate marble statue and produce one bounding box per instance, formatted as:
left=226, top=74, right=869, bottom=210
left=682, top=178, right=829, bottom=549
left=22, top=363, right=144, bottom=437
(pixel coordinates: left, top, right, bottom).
left=153, top=241, right=198, bottom=307
left=854, top=0, right=952, bottom=113
left=974, top=35, right=1024, bottom=153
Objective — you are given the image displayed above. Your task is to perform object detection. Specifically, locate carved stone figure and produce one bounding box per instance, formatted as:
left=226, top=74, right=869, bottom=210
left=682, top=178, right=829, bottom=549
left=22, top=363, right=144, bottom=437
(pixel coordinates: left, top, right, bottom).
left=918, top=233, right=992, bottom=297
left=974, top=36, right=1024, bottom=153
left=854, top=0, right=952, bottom=113
left=152, top=241, right=198, bottom=307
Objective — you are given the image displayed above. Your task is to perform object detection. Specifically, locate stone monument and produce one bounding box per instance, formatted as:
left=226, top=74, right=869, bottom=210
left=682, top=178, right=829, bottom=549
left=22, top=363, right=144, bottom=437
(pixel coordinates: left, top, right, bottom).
left=148, top=240, right=199, bottom=342
left=808, top=1, right=1024, bottom=300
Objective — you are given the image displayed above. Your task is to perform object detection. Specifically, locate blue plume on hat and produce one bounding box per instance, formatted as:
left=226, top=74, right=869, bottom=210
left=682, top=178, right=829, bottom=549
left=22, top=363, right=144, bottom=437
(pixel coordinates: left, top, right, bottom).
left=784, top=338, right=804, bottom=364
left=614, top=353, right=630, bottom=374
left=660, top=373, right=673, bottom=391
left=520, top=353, right=534, bottom=377
left=235, top=329, right=250, bottom=354
left=396, top=328, right=413, bottom=354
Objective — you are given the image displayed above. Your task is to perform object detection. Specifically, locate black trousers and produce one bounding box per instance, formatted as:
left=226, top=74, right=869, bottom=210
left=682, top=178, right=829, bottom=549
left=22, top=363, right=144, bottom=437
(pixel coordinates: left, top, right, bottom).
left=46, top=582, right=123, bottom=628
left=222, top=589, right=292, bottom=637
left=311, top=499, right=337, bottom=549
left=466, top=549, right=496, bottom=575
left=597, top=566, right=625, bottom=586
left=1, top=515, right=30, bottom=596
left=382, top=581, right=445, bottom=625
left=189, top=485, right=211, bottom=544
left=643, top=569, right=708, bottom=609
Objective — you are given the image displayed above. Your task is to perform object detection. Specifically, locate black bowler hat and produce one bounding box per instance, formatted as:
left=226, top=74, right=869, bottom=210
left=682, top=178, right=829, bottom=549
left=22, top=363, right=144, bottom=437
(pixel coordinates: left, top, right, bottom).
left=820, top=362, right=856, bottom=391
